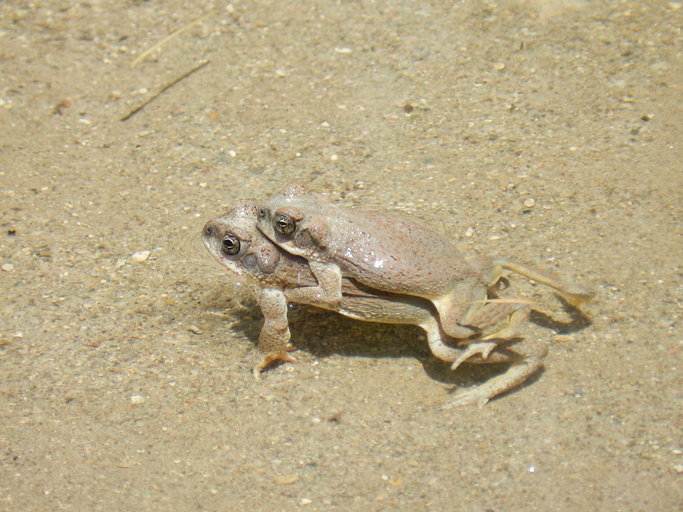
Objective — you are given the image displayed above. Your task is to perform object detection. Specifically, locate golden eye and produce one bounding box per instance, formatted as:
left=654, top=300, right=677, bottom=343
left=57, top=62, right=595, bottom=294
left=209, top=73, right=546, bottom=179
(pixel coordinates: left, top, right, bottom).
left=274, top=214, right=296, bottom=236
left=221, top=233, right=241, bottom=256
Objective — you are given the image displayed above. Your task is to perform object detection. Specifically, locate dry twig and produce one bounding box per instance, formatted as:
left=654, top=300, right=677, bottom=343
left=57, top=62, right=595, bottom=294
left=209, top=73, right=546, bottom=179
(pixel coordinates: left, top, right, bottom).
left=131, top=13, right=212, bottom=69
left=120, top=60, right=210, bottom=121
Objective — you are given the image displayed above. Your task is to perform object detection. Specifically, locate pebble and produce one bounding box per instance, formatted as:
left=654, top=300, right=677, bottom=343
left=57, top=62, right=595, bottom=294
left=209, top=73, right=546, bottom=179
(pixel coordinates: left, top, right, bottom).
left=130, top=250, right=150, bottom=263
left=274, top=474, right=299, bottom=485
left=130, top=394, right=145, bottom=404
left=464, top=227, right=474, bottom=237
left=1, top=263, right=14, bottom=272
left=524, top=198, right=536, bottom=208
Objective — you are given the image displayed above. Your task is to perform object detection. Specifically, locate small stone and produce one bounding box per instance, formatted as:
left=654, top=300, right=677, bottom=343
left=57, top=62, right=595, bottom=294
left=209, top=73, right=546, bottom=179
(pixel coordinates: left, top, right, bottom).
left=492, top=62, right=505, bottom=70
left=274, top=473, right=299, bottom=485
left=553, top=335, right=575, bottom=343
left=1, top=263, right=14, bottom=272
left=523, top=198, right=536, bottom=208
left=227, top=150, right=237, bottom=157
left=464, top=227, right=474, bottom=238
left=300, top=498, right=312, bottom=505
left=130, top=394, right=145, bottom=404
left=650, top=61, right=670, bottom=71
left=130, top=250, right=150, bottom=263
left=187, top=325, right=203, bottom=335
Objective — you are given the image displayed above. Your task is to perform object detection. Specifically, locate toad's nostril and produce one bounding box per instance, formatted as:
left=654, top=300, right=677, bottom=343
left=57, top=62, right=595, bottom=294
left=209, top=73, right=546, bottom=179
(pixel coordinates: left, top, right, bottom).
left=258, top=208, right=269, bottom=219
left=204, top=224, right=214, bottom=237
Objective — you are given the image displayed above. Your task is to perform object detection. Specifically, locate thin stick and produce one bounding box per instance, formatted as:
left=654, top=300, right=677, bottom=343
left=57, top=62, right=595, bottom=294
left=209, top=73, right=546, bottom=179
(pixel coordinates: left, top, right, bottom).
left=120, top=60, right=210, bottom=121
left=131, top=13, right=212, bottom=69
left=468, top=298, right=536, bottom=306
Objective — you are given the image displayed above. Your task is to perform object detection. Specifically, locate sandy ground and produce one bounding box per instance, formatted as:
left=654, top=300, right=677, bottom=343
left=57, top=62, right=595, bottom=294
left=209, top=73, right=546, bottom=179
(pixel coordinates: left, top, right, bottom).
left=1, top=1, right=681, bottom=510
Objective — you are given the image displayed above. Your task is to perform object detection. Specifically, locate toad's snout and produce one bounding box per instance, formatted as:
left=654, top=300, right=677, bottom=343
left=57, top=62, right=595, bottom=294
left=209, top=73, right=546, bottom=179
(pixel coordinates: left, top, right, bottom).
left=257, top=207, right=271, bottom=223
left=203, top=220, right=219, bottom=240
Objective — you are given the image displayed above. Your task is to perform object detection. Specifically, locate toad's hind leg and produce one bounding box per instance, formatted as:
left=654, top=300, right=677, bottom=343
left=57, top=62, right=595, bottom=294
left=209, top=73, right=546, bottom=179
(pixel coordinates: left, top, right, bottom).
left=463, top=300, right=530, bottom=339
left=450, top=302, right=530, bottom=372
left=434, top=280, right=487, bottom=340
left=477, top=257, right=595, bottom=306
left=418, top=316, right=464, bottom=363
left=448, top=341, right=498, bottom=372
left=443, top=337, right=549, bottom=408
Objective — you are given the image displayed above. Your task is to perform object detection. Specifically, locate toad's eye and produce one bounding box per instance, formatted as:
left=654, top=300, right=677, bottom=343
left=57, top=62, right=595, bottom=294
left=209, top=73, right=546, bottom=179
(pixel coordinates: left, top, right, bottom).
left=221, top=233, right=241, bottom=256
left=274, top=214, right=296, bottom=236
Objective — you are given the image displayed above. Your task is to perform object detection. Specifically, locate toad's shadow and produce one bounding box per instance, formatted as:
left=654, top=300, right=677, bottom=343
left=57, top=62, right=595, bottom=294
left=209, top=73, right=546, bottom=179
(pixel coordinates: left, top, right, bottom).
left=530, top=295, right=593, bottom=333
left=207, top=295, right=591, bottom=389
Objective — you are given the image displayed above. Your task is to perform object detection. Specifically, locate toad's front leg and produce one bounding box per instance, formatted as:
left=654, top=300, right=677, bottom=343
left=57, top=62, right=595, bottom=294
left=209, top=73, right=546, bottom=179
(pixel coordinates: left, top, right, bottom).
left=282, top=261, right=343, bottom=310
left=254, top=287, right=296, bottom=377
